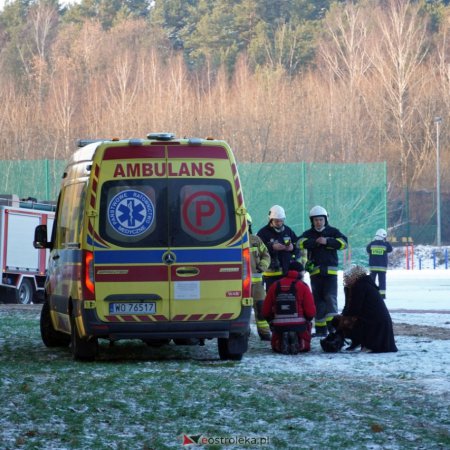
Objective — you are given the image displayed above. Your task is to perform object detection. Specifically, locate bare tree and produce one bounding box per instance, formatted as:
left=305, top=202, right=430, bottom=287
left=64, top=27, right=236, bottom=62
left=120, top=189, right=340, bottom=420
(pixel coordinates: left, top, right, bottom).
left=318, top=1, right=373, bottom=161
left=371, top=0, right=430, bottom=183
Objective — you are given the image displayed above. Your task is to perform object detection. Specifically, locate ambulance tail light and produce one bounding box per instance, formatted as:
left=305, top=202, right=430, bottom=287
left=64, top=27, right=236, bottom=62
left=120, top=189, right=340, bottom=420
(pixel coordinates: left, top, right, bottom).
left=242, top=247, right=251, bottom=298
left=82, top=250, right=95, bottom=301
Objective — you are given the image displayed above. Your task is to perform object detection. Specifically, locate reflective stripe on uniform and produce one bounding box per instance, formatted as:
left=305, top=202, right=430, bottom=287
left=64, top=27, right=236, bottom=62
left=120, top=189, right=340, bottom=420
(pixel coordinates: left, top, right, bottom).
left=370, top=245, right=387, bottom=255
left=256, top=320, right=271, bottom=331
left=272, top=316, right=306, bottom=326
left=336, top=238, right=347, bottom=249
left=310, top=266, right=339, bottom=277
left=298, top=237, right=308, bottom=249
left=263, top=271, right=283, bottom=277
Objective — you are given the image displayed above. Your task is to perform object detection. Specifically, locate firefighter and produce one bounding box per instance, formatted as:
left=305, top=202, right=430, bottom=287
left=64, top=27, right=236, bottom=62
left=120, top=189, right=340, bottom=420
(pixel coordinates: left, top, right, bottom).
left=257, top=205, right=299, bottom=292
left=366, top=228, right=393, bottom=299
left=297, top=206, right=348, bottom=337
left=246, top=213, right=272, bottom=341
left=262, top=261, right=316, bottom=354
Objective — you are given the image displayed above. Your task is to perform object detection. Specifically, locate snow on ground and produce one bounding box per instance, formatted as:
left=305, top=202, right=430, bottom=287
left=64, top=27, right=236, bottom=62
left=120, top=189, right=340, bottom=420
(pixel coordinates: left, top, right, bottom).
left=0, top=269, right=449, bottom=449
left=247, top=330, right=450, bottom=396
left=251, top=269, right=450, bottom=396
left=298, top=268, right=450, bottom=317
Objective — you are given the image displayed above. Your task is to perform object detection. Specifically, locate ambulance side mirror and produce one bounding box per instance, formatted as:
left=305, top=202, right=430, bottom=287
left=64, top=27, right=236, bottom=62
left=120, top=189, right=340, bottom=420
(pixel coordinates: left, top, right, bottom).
left=34, top=225, right=50, bottom=249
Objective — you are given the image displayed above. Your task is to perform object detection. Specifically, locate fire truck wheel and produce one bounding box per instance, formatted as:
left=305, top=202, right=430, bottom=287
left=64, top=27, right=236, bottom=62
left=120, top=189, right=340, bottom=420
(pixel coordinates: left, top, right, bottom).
left=40, top=301, right=70, bottom=347
left=70, top=311, right=98, bottom=361
left=15, top=278, right=34, bottom=305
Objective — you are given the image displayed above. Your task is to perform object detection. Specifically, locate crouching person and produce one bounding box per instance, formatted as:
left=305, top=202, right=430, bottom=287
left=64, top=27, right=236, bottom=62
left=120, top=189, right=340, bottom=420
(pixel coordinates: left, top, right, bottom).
left=339, top=265, right=397, bottom=353
left=262, top=261, right=316, bottom=354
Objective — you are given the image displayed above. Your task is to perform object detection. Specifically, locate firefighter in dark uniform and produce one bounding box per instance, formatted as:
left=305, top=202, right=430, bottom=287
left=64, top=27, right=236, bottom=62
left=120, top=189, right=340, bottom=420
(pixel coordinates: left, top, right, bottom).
left=257, top=205, right=299, bottom=293
left=297, top=206, right=348, bottom=337
left=366, top=228, right=392, bottom=299
left=246, top=213, right=272, bottom=341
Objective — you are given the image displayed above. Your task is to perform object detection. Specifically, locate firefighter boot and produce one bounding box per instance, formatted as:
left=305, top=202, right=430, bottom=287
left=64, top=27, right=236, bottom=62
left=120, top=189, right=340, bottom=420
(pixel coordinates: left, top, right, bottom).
left=255, top=300, right=271, bottom=341
left=314, top=323, right=328, bottom=337
left=288, top=331, right=300, bottom=355
left=281, top=332, right=289, bottom=354
left=256, top=322, right=272, bottom=341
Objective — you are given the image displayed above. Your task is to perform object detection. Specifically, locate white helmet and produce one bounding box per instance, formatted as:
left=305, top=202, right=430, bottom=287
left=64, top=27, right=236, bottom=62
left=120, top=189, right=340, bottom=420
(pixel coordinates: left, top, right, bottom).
left=375, top=228, right=387, bottom=240
left=309, top=205, right=328, bottom=218
left=268, top=205, right=286, bottom=220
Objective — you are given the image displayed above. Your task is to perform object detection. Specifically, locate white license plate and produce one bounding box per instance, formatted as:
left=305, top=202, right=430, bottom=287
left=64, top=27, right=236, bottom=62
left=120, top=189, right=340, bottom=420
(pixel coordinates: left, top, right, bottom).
left=109, top=302, right=156, bottom=314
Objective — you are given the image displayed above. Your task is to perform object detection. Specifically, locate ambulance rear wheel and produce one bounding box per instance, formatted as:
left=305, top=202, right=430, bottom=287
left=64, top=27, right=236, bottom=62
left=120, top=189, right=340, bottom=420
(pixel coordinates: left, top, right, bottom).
left=15, top=278, right=34, bottom=304
left=70, top=312, right=98, bottom=361
left=40, top=301, right=70, bottom=347
left=218, top=334, right=247, bottom=361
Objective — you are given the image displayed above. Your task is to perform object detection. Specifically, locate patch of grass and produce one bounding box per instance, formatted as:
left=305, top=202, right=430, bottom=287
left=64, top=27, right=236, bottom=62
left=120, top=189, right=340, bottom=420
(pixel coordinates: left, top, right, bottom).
left=0, top=308, right=449, bottom=449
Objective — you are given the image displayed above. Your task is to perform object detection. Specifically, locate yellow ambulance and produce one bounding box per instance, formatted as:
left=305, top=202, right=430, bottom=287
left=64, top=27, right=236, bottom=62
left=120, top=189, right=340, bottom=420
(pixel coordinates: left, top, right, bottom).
left=34, top=133, right=252, bottom=361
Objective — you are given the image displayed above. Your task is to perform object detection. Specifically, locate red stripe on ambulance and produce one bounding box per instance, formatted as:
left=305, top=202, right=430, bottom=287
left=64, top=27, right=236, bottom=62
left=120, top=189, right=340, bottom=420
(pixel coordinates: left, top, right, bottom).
left=95, top=265, right=168, bottom=282
left=105, top=314, right=169, bottom=322
left=170, top=264, right=242, bottom=281
left=172, top=313, right=235, bottom=321
left=167, top=146, right=228, bottom=159
left=103, top=146, right=165, bottom=160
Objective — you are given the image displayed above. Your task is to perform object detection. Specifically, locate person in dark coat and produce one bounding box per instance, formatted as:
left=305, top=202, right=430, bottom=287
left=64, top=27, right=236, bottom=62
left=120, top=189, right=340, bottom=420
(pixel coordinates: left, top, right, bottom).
left=257, top=205, right=299, bottom=292
left=297, top=205, right=348, bottom=337
left=339, top=265, right=397, bottom=353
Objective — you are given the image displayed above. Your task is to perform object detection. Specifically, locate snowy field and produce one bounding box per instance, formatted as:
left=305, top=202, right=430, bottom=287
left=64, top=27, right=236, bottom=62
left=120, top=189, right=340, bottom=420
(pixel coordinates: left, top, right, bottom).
left=0, top=269, right=449, bottom=449
left=255, top=268, right=450, bottom=394
left=334, top=268, right=450, bottom=312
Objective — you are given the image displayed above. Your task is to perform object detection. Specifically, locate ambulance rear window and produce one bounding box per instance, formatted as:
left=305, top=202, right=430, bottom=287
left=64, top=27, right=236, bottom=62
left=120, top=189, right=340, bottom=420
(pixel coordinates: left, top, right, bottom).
left=170, top=179, right=235, bottom=246
left=98, top=179, right=236, bottom=247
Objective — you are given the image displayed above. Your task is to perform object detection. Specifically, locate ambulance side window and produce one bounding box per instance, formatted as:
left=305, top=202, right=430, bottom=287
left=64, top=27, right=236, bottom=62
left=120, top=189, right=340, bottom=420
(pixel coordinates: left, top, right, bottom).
left=56, top=182, right=86, bottom=248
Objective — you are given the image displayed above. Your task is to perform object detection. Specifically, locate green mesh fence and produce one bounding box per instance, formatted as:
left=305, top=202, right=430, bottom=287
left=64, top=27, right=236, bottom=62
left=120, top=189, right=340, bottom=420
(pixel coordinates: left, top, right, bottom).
left=238, top=162, right=306, bottom=232
left=240, top=161, right=387, bottom=267
left=0, top=159, right=386, bottom=267
left=0, top=160, right=66, bottom=201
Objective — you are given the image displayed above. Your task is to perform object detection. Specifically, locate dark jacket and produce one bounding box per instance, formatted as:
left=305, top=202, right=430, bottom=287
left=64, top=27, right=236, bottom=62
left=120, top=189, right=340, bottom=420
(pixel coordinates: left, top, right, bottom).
left=366, top=239, right=393, bottom=271
left=257, top=224, right=299, bottom=276
left=343, top=275, right=397, bottom=353
left=297, top=225, right=347, bottom=276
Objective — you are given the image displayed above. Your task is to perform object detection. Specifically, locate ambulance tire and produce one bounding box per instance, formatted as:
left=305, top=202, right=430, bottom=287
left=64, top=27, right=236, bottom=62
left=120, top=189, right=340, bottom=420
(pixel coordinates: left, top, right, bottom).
left=70, top=311, right=98, bottom=361
left=218, top=333, right=248, bottom=361
left=15, top=278, right=34, bottom=305
left=40, top=301, right=70, bottom=347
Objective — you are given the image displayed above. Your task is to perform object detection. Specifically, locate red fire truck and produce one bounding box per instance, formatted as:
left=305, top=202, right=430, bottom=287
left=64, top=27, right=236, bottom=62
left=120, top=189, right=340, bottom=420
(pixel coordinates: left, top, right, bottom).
left=0, top=195, right=55, bottom=304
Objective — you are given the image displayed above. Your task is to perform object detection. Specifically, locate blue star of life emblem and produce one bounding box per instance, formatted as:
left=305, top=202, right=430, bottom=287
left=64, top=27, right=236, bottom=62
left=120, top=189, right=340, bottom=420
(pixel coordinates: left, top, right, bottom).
left=108, top=190, right=154, bottom=236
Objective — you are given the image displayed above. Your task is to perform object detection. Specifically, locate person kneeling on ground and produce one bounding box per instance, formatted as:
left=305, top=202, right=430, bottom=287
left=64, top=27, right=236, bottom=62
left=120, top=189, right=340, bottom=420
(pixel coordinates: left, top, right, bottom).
left=262, top=261, right=316, bottom=354
left=332, top=265, right=397, bottom=353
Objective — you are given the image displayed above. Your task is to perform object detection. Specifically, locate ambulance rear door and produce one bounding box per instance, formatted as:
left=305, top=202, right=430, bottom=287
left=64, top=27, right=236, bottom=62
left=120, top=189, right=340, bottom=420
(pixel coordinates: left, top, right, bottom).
left=166, top=145, right=245, bottom=322
left=92, top=144, right=172, bottom=322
